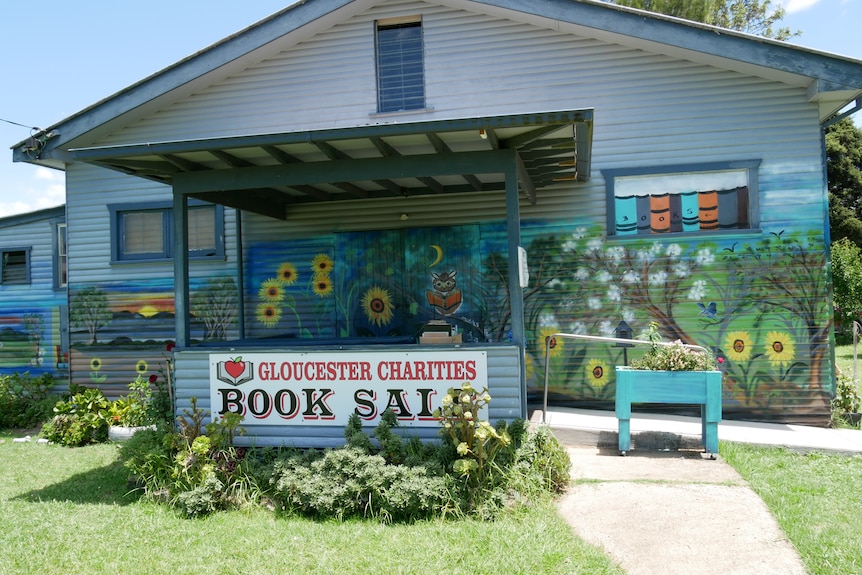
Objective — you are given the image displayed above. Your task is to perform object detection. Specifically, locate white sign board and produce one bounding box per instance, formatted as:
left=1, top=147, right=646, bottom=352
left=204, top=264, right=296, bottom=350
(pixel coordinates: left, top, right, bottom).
left=209, top=350, right=488, bottom=427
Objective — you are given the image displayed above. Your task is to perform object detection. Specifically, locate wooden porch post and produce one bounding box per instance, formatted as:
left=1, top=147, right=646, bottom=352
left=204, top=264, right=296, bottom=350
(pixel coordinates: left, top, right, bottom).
left=173, top=191, right=190, bottom=348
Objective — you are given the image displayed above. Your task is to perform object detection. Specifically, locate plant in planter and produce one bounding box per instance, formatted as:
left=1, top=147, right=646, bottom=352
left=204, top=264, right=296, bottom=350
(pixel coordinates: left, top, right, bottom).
left=629, top=322, right=720, bottom=372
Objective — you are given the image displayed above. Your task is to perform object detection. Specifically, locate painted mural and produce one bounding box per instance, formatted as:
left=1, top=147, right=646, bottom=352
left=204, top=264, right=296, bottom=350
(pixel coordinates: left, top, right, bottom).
left=65, top=217, right=833, bottom=420
left=245, top=226, right=485, bottom=343
left=68, top=276, right=238, bottom=395
left=512, top=221, right=834, bottom=421
left=241, top=218, right=832, bottom=421
left=0, top=306, right=65, bottom=375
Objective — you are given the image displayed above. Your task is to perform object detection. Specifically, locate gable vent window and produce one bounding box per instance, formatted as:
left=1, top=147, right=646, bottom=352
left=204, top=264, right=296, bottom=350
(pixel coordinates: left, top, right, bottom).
left=376, top=18, right=425, bottom=113
left=1, top=248, right=30, bottom=285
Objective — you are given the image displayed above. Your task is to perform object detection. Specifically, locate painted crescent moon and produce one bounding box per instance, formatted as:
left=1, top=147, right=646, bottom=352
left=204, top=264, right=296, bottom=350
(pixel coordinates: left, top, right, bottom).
left=429, top=244, right=443, bottom=268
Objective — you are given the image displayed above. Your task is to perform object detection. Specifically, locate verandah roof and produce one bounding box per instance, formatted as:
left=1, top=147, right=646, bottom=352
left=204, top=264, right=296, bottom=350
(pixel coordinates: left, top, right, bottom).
left=69, top=110, right=593, bottom=220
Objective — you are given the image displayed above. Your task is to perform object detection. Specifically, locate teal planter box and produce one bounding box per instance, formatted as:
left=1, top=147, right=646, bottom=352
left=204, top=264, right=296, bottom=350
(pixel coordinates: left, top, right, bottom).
left=614, top=367, right=722, bottom=457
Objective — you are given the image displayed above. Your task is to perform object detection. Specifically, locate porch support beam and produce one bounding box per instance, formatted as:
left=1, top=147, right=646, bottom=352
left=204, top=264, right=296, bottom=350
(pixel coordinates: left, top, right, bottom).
left=173, top=193, right=190, bottom=348
left=505, top=159, right=527, bottom=419
left=173, top=150, right=512, bottom=194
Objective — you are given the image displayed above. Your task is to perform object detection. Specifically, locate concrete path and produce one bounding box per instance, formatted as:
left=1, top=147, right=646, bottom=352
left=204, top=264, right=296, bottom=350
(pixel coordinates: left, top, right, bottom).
left=538, top=408, right=862, bottom=575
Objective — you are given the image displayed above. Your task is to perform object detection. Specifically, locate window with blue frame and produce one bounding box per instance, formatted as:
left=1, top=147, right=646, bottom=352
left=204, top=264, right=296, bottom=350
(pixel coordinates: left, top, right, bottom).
left=376, top=18, right=425, bottom=113
left=109, top=201, right=224, bottom=262
left=603, top=160, right=761, bottom=237
left=0, top=247, right=30, bottom=284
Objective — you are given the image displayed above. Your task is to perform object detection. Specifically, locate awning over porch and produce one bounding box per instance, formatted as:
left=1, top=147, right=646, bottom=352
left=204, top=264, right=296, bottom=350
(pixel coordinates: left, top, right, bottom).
left=70, top=110, right=593, bottom=220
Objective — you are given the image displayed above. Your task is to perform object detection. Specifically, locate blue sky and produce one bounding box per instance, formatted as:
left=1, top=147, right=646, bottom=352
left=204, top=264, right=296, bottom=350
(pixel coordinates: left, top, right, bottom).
left=1, top=0, right=860, bottom=218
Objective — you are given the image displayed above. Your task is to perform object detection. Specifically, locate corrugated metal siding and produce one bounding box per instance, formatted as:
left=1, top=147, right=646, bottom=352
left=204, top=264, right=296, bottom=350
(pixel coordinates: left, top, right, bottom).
left=0, top=212, right=68, bottom=383
left=174, top=344, right=522, bottom=447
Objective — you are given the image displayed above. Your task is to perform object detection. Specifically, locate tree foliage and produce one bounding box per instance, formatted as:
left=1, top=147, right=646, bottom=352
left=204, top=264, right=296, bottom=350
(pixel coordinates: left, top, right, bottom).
left=830, top=237, right=862, bottom=331
left=827, top=119, right=862, bottom=248
left=607, top=0, right=798, bottom=40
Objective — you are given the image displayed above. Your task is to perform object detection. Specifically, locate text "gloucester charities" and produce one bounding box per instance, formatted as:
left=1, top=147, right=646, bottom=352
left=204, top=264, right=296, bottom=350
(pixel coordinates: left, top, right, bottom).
left=256, top=358, right=478, bottom=382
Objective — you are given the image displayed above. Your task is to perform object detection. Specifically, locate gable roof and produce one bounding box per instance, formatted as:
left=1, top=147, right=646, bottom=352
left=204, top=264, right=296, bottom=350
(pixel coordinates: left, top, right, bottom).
left=11, top=0, right=862, bottom=210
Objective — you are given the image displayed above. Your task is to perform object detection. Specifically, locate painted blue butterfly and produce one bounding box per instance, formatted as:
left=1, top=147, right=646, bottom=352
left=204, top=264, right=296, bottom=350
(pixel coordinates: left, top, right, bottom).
left=697, top=302, right=718, bottom=319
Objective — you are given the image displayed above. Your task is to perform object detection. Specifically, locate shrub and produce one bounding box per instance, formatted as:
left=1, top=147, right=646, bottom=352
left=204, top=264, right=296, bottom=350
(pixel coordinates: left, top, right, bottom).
left=271, top=447, right=449, bottom=522
left=509, top=425, right=572, bottom=495
left=118, top=427, right=174, bottom=493
left=119, top=397, right=263, bottom=517
left=0, top=372, right=59, bottom=429
left=117, top=390, right=571, bottom=522
left=40, top=387, right=110, bottom=446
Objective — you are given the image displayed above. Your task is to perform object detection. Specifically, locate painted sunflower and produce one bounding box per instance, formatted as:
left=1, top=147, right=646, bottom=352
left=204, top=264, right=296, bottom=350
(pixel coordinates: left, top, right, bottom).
left=312, top=274, right=333, bottom=297
left=361, top=285, right=394, bottom=327
left=724, top=331, right=753, bottom=362
left=256, top=302, right=282, bottom=327
left=311, top=254, right=334, bottom=276
left=586, top=358, right=610, bottom=390
left=259, top=278, right=285, bottom=302
left=540, top=327, right=564, bottom=353
left=276, top=262, right=299, bottom=286
left=764, top=331, right=795, bottom=369
left=136, top=359, right=148, bottom=374
left=90, top=356, right=102, bottom=371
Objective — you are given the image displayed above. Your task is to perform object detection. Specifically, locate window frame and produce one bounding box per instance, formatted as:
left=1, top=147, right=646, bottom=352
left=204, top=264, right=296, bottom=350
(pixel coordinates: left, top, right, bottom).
left=1, top=247, right=31, bottom=285
left=53, top=220, right=67, bottom=289
left=109, top=200, right=224, bottom=263
left=602, top=160, right=762, bottom=239
left=375, top=17, right=426, bottom=114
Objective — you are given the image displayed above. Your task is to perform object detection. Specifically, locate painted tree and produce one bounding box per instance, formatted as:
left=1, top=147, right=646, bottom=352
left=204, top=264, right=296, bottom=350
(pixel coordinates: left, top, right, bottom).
left=191, top=277, right=238, bottom=341
left=70, top=287, right=112, bottom=345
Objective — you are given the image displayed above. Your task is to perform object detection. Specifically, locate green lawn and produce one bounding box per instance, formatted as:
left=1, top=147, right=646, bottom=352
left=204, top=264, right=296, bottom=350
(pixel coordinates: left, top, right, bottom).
left=721, top=442, right=862, bottom=575
left=0, top=436, right=622, bottom=575
left=835, top=343, right=861, bottom=378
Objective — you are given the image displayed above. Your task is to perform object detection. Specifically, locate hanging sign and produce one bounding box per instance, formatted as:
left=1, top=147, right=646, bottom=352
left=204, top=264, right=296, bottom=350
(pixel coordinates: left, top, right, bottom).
left=209, top=349, right=488, bottom=427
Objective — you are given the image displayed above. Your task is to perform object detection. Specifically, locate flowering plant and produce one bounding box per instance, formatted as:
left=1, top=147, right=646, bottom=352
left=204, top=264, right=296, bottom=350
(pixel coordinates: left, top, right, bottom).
left=629, top=323, right=720, bottom=372
left=433, top=382, right=510, bottom=484
left=106, top=375, right=155, bottom=427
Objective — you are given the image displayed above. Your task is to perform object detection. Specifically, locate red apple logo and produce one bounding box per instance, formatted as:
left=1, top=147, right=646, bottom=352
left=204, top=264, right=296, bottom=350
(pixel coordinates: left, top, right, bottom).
left=225, top=356, right=246, bottom=379
left=217, top=356, right=253, bottom=386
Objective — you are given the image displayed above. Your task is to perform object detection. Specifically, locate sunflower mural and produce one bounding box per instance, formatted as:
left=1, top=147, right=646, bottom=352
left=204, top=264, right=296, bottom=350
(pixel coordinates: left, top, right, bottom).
left=252, top=252, right=337, bottom=336
left=361, top=286, right=394, bottom=328
left=585, top=358, right=611, bottom=396
left=256, top=302, right=281, bottom=327
left=764, top=331, right=796, bottom=369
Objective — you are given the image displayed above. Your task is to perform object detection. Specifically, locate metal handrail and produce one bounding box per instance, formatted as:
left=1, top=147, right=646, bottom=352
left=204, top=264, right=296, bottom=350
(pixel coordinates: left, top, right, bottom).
left=541, top=332, right=710, bottom=424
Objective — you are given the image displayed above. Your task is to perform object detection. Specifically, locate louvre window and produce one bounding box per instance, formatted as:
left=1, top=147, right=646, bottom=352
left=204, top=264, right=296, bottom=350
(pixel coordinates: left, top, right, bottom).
left=1, top=248, right=30, bottom=284
left=376, top=19, right=425, bottom=113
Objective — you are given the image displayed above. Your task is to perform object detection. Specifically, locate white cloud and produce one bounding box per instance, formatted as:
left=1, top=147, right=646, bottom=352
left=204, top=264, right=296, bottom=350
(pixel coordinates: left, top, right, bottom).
left=0, top=166, right=64, bottom=218
left=780, top=0, right=822, bottom=14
